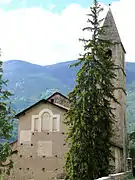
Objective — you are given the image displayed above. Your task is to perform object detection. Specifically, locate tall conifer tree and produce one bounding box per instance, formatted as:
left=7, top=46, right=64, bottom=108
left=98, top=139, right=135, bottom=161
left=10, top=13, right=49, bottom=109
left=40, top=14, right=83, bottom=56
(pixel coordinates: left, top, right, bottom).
left=64, top=1, right=118, bottom=179
left=0, top=50, right=15, bottom=175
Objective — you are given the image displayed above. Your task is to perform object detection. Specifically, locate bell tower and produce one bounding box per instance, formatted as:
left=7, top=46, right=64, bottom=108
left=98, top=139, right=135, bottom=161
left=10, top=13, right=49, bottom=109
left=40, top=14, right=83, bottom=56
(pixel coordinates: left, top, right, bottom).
left=102, top=8, right=127, bottom=172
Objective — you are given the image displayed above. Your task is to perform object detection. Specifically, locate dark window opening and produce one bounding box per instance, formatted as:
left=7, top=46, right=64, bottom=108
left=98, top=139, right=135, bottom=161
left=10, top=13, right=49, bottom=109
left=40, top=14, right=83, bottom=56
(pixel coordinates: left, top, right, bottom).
left=105, top=49, right=112, bottom=58
left=133, top=167, right=135, bottom=177
left=51, top=99, right=54, bottom=103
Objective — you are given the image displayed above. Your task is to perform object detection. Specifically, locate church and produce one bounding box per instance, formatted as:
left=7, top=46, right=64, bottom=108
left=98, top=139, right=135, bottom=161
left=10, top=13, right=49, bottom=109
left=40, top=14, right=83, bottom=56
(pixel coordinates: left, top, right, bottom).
left=3, top=7, right=127, bottom=180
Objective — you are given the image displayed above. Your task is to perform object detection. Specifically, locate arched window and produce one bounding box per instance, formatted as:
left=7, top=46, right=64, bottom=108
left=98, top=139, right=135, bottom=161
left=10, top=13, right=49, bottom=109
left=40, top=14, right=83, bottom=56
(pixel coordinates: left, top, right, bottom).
left=41, top=112, right=51, bottom=131
left=32, top=109, right=60, bottom=132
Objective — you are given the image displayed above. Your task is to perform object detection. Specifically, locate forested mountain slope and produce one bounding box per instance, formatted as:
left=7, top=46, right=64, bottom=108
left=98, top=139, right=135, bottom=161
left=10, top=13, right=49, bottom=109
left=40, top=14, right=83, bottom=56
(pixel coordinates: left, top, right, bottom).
left=2, top=60, right=135, bottom=140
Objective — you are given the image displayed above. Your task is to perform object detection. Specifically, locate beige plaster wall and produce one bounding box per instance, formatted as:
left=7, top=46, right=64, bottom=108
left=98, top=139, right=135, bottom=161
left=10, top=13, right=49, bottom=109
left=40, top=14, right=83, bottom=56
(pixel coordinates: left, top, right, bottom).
left=7, top=102, right=67, bottom=180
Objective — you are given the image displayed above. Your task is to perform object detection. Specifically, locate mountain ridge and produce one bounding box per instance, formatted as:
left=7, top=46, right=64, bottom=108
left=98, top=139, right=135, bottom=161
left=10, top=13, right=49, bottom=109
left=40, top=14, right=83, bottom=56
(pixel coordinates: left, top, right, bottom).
left=1, top=59, right=135, bottom=141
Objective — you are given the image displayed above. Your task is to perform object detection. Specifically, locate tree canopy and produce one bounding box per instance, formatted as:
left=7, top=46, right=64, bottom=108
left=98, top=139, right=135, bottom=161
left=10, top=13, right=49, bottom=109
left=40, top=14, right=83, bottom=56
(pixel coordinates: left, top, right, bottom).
left=64, top=1, right=118, bottom=179
left=0, top=50, right=15, bottom=175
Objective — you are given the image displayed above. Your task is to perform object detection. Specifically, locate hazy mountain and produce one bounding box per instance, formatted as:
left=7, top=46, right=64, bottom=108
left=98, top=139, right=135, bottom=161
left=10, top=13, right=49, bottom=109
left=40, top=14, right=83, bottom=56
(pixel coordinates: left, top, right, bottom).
left=2, top=60, right=135, bottom=141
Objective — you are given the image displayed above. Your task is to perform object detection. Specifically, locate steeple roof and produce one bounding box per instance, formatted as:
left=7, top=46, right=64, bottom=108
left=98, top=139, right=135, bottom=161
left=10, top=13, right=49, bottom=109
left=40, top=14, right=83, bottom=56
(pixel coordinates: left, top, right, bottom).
left=101, top=8, right=126, bottom=53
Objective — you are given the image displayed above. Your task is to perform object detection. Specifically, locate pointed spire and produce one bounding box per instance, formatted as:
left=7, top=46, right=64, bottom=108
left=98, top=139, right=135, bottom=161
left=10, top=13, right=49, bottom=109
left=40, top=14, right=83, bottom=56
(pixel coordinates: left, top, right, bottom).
left=100, top=7, right=126, bottom=52
left=101, top=8, right=122, bottom=43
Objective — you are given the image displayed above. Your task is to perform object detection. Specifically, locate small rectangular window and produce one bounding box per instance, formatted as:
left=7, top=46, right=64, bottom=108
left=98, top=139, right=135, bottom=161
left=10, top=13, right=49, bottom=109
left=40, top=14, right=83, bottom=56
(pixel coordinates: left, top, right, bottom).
left=52, top=115, right=60, bottom=132
left=34, top=118, right=39, bottom=131
left=53, top=117, right=58, bottom=131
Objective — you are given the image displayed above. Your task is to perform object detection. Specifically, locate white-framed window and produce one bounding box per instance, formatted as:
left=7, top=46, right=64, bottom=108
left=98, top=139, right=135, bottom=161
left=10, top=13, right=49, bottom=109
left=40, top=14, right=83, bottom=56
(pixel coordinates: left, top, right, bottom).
left=31, top=109, right=60, bottom=132
left=34, top=118, right=40, bottom=131
left=31, top=115, right=41, bottom=132
left=52, top=115, right=60, bottom=132
left=41, top=112, right=51, bottom=131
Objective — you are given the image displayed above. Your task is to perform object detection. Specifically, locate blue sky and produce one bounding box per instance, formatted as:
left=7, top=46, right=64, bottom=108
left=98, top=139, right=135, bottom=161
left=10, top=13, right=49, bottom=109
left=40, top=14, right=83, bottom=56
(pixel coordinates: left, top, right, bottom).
left=1, top=0, right=119, bottom=12
left=0, top=0, right=133, bottom=65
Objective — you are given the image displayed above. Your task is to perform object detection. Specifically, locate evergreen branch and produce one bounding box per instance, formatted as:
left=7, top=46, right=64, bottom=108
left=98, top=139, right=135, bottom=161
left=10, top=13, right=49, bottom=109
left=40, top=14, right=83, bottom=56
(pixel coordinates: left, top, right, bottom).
left=64, top=0, right=121, bottom=179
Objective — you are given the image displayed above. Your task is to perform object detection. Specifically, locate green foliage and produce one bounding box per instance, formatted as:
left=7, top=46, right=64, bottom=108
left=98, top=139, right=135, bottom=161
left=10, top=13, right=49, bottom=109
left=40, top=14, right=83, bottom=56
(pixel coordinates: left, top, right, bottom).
left=129, top=132, right=135, bottom=166
left=64, top=1, right=118, bottom=179
left=126, top=88, right=135, bottom=133
left=0, top=56, right=15, bottom=175
left=130, top=145, right=135, bottom=167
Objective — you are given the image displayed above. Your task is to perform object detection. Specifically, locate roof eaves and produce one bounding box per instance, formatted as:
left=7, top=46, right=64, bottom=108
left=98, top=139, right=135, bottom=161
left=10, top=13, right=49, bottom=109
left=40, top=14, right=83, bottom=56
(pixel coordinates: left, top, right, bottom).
left=15, top=98, right=68, bottom=119
left=47, top=91, right=69, bottom=100
left=15, top=99, right=47, bottom=118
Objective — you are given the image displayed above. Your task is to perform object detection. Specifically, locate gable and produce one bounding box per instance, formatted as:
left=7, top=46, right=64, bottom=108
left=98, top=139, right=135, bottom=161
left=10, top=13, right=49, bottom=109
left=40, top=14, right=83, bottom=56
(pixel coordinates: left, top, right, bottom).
left=47, top=92, right=69, bottom=108
left=18, top=102, right=67, bottom=141
left=15, top=98, right=68, bottom=119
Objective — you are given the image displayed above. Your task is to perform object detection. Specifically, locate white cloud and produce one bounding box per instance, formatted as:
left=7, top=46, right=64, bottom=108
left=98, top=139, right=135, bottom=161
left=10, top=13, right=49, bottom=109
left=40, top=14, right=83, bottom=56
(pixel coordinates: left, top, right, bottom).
left=111, top=0, right=135, bottom=62
left=0, top=0, right=11, bottom=4
left=0, top=5, right=90, bottom=65
left=0, top=1, right=133, bottom=65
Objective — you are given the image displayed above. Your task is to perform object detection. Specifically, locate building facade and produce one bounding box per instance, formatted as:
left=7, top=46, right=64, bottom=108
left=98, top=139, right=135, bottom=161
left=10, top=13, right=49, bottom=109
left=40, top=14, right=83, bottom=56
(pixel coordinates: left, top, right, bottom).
left=6, top=93, right=68, bottom=180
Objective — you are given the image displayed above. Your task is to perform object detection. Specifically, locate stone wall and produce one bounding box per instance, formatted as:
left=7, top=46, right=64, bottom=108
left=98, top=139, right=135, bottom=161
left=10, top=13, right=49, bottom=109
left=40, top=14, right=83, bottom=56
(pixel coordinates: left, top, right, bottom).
left=100, top=10, right=127, bottom=173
